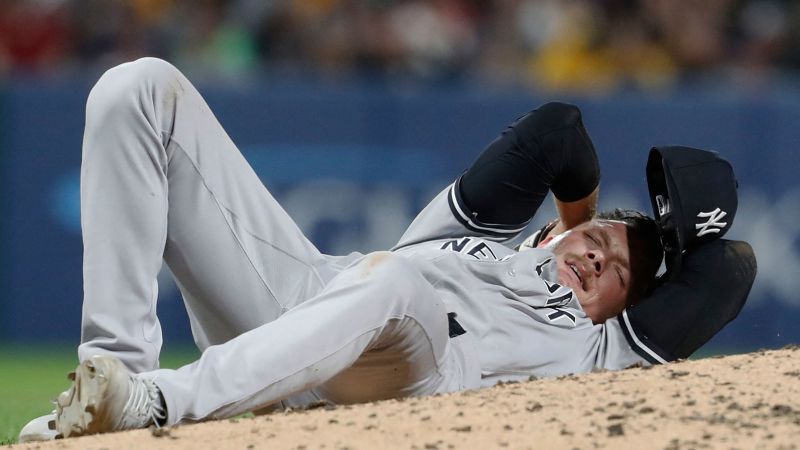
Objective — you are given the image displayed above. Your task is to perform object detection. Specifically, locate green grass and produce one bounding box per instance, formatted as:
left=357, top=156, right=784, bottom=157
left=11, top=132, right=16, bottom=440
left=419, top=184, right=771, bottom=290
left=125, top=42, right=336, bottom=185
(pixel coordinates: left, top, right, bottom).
left=0, top=345, right=199, bottom=445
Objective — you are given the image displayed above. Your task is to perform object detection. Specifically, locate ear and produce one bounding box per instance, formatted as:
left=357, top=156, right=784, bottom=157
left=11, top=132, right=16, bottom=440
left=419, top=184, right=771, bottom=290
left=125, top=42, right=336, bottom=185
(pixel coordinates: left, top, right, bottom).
left=537, top=235, right=555, bottom=248
left=536, top=219, right=565, bottom=248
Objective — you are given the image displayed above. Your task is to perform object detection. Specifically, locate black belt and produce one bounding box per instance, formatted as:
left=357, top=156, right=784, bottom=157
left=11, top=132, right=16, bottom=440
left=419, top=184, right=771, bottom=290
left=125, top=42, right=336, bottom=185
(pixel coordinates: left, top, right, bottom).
left=447, top=312, right=466, bottom=338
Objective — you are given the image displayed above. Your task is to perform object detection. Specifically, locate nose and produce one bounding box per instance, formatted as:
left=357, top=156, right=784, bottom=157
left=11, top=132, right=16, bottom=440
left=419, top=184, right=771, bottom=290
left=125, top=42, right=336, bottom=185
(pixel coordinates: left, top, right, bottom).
left=586, top=249, right=605, bottom=274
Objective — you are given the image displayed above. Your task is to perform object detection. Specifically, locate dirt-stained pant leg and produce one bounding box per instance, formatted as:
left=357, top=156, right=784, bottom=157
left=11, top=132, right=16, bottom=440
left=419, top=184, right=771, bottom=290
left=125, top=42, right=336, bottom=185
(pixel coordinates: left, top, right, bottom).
left=78, top=58, right=336, bottom=372
left=145, top=252, right=476, bottom=424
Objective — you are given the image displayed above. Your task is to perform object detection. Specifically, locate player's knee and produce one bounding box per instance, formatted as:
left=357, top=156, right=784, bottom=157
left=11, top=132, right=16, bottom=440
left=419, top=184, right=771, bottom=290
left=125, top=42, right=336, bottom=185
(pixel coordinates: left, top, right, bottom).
left=86, top=58, right=182, bottom=121
left=94, top=57, right=180, bottom=92
left=123, top=57, right=182, bottom=86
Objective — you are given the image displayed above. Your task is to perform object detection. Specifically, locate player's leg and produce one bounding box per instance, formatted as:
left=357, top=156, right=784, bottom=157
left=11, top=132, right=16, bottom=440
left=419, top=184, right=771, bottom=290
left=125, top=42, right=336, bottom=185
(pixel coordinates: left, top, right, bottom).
left=53, top=252, right=471, bottom=434
left=77, top=57, right=337, bottom=373
left=139, top=252, right=475, bottom=425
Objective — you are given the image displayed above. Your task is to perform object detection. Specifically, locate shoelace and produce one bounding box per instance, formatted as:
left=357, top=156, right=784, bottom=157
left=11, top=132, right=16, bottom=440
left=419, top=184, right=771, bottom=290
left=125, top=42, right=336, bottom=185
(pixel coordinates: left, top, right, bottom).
left=119, top=377, right=166, bottom=429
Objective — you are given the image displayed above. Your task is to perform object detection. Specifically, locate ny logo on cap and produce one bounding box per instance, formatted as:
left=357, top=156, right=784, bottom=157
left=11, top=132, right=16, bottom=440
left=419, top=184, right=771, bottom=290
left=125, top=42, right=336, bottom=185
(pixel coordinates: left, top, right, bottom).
left=696, top=207, right=728, bottom=237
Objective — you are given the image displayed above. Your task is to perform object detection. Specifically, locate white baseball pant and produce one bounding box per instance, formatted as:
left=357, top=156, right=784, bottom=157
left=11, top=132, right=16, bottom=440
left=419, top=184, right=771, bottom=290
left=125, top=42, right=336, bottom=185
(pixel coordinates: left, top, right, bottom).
left=147, top=251, right=476, bottom=424
left=78, top=57, right=338, bottom=371
left=78, top=58, right=477, bottom=422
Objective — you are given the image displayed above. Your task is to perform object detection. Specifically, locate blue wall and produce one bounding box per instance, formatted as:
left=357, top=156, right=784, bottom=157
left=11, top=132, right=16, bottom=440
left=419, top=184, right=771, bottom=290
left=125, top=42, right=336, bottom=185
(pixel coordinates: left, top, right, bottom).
left=2, top=75, right=799, bottom=353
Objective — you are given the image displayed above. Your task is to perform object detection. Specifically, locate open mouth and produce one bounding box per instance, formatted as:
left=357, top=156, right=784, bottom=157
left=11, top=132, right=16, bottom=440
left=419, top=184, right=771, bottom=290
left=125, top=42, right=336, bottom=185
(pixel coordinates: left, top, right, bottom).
left=568, top=262, right=585, bottom=290
left=569, top=263, right=582, bottom=282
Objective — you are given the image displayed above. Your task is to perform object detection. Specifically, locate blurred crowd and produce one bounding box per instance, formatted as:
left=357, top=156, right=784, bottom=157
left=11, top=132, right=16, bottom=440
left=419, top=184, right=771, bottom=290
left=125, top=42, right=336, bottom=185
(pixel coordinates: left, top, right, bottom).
left=1, top=0, right=799, bottom=93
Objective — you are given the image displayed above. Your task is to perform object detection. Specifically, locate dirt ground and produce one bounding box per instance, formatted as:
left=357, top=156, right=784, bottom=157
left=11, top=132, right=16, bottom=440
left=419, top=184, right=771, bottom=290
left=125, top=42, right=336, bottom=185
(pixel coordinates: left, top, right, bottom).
left=12, top=347, right=800, bottom=450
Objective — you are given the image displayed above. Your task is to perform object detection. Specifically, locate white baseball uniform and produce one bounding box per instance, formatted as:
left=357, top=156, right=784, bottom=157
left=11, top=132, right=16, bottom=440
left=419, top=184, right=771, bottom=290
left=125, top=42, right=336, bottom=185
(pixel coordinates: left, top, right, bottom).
left=78, top=58, right=650, bottom=426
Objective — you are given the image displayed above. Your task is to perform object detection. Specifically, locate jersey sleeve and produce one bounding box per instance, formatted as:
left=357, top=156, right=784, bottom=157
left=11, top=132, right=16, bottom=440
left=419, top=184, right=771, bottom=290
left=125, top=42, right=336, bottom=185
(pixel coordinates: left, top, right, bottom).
left=393, top=181, right=532, bottom=250
left=593, top=316, right=652, bottom=369
left=394, top=102, right=599, bottom=249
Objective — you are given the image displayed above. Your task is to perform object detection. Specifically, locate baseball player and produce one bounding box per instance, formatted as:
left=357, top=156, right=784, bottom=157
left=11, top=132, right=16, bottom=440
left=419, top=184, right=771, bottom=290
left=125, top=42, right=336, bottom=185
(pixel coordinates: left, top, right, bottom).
left=19, top=58, right=756, bottom=441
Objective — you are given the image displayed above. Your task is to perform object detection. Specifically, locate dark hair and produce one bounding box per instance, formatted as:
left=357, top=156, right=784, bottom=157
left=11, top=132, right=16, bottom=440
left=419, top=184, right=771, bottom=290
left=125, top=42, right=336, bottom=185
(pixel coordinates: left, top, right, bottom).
left=596, top=208, right=664, bottom=306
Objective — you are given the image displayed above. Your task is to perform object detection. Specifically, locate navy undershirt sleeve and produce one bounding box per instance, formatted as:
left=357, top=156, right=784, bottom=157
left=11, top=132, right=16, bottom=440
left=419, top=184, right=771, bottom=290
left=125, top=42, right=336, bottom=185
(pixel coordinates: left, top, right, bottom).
left=619, top=239, right=756, bottom=363
left=458, top=102, right=600, bottom=227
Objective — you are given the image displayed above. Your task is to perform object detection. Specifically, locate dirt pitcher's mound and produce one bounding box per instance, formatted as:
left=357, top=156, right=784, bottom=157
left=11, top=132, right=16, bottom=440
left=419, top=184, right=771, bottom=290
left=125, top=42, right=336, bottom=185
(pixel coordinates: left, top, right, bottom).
left=13, top=347, right=800, bottom=450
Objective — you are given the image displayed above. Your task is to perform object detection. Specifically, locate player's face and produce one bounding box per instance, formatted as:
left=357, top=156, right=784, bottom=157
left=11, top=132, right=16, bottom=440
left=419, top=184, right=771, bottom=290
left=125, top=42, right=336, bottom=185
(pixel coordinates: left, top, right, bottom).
left=540, top=220, right=632, bottom=324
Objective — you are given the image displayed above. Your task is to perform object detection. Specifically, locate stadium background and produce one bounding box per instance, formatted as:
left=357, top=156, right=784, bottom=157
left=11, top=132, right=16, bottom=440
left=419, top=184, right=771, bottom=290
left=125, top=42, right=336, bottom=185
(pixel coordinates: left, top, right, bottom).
left=1, top=0, right=799, bottom=358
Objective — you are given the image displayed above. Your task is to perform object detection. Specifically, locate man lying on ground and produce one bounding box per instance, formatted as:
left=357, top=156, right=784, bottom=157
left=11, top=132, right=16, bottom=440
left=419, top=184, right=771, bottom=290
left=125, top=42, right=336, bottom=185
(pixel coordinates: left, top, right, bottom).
left=19, top=58, right=756, bottom=441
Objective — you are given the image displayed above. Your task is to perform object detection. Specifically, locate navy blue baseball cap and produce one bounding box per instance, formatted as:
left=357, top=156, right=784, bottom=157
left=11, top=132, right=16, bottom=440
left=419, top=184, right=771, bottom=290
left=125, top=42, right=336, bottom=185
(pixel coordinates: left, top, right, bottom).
left=646, top=146, right=738, bottom=276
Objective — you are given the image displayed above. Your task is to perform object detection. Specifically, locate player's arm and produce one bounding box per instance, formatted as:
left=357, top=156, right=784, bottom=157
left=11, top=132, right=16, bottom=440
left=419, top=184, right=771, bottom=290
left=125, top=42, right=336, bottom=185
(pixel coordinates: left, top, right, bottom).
left=615, top=239, right=756, bottom=364
left=614, top=146, right=756, bottom=364
left=556, top=186, right=598, bottom=229
left=395, top=102, right=600, bottom=249
left=547, top=185, right=599, bottom=237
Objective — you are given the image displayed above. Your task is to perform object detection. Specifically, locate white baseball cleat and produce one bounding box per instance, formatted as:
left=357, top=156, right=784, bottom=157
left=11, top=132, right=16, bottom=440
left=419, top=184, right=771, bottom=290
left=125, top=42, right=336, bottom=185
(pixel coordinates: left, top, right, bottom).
left=18, top=412, right=58, bottom=443
left=54, top=355, right=165, bottom=438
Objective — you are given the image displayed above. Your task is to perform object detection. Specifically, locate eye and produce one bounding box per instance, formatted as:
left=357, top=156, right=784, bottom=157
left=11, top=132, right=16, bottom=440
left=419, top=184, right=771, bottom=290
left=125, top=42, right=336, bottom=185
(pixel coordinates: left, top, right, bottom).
left=586, top=232, right=600, bottom=246
left=615, top=266, right=626, bottom=288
